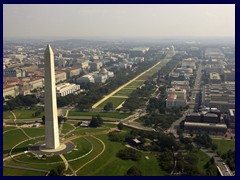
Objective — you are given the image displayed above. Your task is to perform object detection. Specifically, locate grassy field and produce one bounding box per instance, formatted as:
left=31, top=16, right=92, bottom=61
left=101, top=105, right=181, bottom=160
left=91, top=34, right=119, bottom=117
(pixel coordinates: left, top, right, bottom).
left=212, top=139, right=235, bottom=154
left=3, top=125, right=168, bottom=176
left=61, top=122, right=75, bottom=132
left=68, top=111, right=131, bottom=119
left=96, top=97, right=127, bottom=109
left=3, top=167, right=48, bottom=176
left=64, top=137, right=93, bottom=162
left=68, top=136, right=104, bottom=171
left=21, top=128, right=45, bottom=138
left=3, top=126, right=18, bottom=132
left=125, top=80, right=145, bottom=88
left=102, top=123, right=117, bottom=128
left=70, top=127, right=110, bottom=136
left=194, top=149, right=212, bottom=175
left=4, top=153, right=63, bottom=171
left=113, top=88, right=135, bottom=97
left=3, top=129, right=29, bottom=154
left=77, top=134, right=167, bottom=176
left=10, top=139, right=37, bottom=155
left=3, top=111, right=14, bottom=119
left=137, top=58, right=170, bottom=80
left=4, top=110, right=44, bottom=119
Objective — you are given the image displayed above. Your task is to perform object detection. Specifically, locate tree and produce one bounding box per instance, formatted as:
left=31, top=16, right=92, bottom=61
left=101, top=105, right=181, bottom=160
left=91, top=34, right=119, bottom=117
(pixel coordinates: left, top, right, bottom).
left=96, top=115, right=103, bottom=125
left=58, top=116, right=68, bottom=124
left=211, top=144, right=218, bottom=151
left=41, top=115, right=45, bottom=124
left=89, top=116, right=99, bottom=127
left=104, top=102, right=113, bottom=111
left=48, top=165, right=65, bottom=176
left=117, top=148, right=141, bottom=161
left=89, top=115, right=103, bottom=127
left=126, top=166, right=142, bottom=176
left=117, top=122, right=124, bottom=130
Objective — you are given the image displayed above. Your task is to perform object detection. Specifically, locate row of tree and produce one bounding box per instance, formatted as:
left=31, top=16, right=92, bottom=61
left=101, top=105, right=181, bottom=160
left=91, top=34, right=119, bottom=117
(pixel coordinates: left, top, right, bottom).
left=122, top=81, right=156, bottom=111
left=4, top=94, right=40, bottom=111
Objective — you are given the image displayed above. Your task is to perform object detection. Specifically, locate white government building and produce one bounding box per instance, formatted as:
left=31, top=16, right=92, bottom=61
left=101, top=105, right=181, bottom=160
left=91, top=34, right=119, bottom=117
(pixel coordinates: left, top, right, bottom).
left=56, top=83, right=80, bottom=97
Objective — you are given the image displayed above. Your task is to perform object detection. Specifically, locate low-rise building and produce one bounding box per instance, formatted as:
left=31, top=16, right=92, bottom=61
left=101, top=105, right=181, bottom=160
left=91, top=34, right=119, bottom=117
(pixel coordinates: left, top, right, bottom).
left=202, top=83, right=235, bottom=112
left=89, top=61, right=103, bottom=71
left=226, top=109, right=235, bottom=129
left=76, top=75, right=95, bottom=84
left=56, top=83, right=80, bottom=97
left=55, top=71, right=67, bottom=83
left=65, top=67, right=81, bottom=78
left=223, top=70, right=235, bottom=82
left=184, top=122, right=227, bottom=135
left=203, top=113, right=220, bottom=123
left=166, top=88, right=187, bottom=99
left=166, top=93, right=187, bottom=108
left=171, top=81, right=190, bottom=92
left=185, top=113, right=201, bottom=122
left=94, top=74, right=108, bottom=84
left=4, top=68, right=26, bottom=78
left=209, top=72, right=221, bottom=84
left=3, top=84, right=19, bottom=98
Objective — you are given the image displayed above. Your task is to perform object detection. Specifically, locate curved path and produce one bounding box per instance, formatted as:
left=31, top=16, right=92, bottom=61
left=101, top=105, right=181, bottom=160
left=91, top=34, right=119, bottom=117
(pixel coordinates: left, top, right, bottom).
left=59, top=154, right=69, bottom=171
left=10, top=111, right=32, bottom=139
left=74, top=135, right=106, bottom=175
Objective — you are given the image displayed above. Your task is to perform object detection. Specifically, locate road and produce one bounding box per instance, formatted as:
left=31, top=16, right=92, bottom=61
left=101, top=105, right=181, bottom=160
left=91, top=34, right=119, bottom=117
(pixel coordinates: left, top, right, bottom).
left=199, top=147, right=233, bottom=176
left=168, top=62, right=233, bottom=176
left=188, top=63, right=203, bottom=112
left=168, top=63, right=203, bottom=135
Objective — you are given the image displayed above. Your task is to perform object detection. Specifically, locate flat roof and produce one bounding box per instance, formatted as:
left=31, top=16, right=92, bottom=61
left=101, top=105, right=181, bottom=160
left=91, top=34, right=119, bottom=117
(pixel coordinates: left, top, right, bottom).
left=185, top=122, right=227, bottom=128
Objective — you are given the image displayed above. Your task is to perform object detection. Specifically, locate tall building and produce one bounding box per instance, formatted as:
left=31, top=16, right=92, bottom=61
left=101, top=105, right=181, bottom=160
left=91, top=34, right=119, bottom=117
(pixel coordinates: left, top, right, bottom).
left=44, top=44, right=60, bottom=149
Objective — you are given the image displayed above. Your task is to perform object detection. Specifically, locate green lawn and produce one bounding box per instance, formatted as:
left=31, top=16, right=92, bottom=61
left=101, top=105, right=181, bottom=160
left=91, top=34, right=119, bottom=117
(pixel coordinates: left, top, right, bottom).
left=4, top=110, right=44, bottom=119
left=4, top=153, right=62, bottom=171
left=113, top=88, right=135, bottom=97
left=64, top=137, right=93, bottom=162
left=137, top=58, right=170, bottom=80
left=77, top=134, right=167, bottom=176
left=3, top=126, right=18, bottom=132
left=21, top=128, right=45, bottom=138
left=194, top=149, right=212, bottom=175
left=125, top=80, right=145, bottom=88
left=212, top=139, right=235, bottom=154
left=70, top=127, right=109, bottom=136
left=61, top=122, right=75, bottom=132
left=68, top=136, right=104, bottom=170
left=3, top=129, right=29, bottom=154
left=3, top=126, right=168, bottom=176
left=3, top=111, right=14, bottom=119
left=68, top=111, right=131, bottom=119
left=3, top=167, right=48, bottom=176
left=96, top=97, right=128, bottom=109
left=102, top=123, right=117, bottom=128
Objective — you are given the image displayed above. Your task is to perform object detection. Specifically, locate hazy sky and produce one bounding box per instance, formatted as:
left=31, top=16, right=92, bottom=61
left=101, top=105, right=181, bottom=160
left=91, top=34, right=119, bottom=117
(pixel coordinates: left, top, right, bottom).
left=3, top=4, right=235, bottom=39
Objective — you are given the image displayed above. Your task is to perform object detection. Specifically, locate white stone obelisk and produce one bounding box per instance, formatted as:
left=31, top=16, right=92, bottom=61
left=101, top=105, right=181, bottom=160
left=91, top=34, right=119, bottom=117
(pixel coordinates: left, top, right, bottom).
left=44, top=44, right=60, bottom=149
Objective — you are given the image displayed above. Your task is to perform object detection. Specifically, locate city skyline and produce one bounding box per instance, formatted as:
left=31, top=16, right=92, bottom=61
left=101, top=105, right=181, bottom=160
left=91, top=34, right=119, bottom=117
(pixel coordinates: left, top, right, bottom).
left=4, top=4, right=235, bottom=39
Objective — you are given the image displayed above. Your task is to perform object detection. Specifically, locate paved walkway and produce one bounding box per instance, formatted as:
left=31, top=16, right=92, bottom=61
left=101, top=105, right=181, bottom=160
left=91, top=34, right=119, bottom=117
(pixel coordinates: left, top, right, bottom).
left=4, top=165, right=49, bottom=173
left=59, top=154, right=69, bottom=171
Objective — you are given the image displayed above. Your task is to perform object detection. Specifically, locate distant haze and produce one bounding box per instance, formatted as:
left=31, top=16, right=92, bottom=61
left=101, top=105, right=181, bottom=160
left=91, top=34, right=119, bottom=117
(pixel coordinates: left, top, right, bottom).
left=4, top=4, right=235, bottom=40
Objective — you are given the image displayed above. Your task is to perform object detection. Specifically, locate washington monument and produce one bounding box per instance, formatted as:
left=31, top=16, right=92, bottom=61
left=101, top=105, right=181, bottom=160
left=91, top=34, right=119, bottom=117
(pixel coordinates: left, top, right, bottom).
left=44, top=44, right=60, bottom=149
